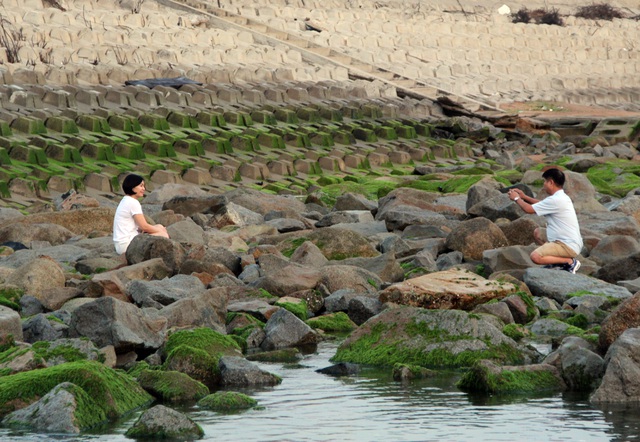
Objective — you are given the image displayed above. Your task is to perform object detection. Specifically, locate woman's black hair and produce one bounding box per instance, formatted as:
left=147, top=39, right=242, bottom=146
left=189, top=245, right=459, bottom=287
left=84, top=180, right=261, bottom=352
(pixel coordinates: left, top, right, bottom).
left=122, top=174, right=144, bottom=195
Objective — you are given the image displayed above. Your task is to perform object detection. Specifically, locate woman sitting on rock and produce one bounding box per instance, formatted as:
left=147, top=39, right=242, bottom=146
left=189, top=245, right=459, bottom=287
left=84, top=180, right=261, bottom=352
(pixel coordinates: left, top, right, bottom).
left=113, top=174, right=169, bottom=254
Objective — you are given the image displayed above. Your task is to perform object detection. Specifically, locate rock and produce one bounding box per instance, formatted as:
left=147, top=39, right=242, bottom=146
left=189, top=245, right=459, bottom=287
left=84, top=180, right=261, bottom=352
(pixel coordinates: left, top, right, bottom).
left=315, top=210, right=374, bottom=227
left=529, top=318, right=574, bottom=338
left=0, top=344, right=45, bottom=374
left=334, top=193, right=377, bottom=211
left=0, top=208, right=115, bottom=236
left=379, top=268, right=519, bottom=311
left=544, top=336, right=605, bottom=392
left=226, top=187, right=307, bottom=215
left=594, top=252, right=640, bottom=284
left=589, top=235, right=640, bottom=266
left=348, top=296, right=383, bottom=325
left=334, top=307, right=526, bottom=368
left=266, top=217, right=306, bottom=233
left=210, top=202, right=264, bottom=229
left=137, top=370, right=209, bottom=402
left=227, top=300, right=279, bottom=322
left=524, top=267, right=632, bottom=304
left=498, top=217, right=540, bottom=246
left=162, top=194, right=227, bottom=217
left=254, top=262, right=321, bottom=297
left=91, top=257, right=171, bottom=301
left=307, top=227, right=379, bottom=260
left=197, top=391, right=257, bottom=411
left=260, top=308, right=319, bottom=350
left=125, top=405, right=204, bottom=440
left=599, top=292, right=640, bottom=353
left=219, top=356, right=282, bottom=386
left=0, top=360, right=152, bottom=420
left=316, top=362, right=361, bottom=376
left=0, top=305, right=23, bottom=341
left=502, top=293, right=538, bottom=325
left=0, top=223, right=73, bottom=246
left=6, top=256, right=65, bottom=301
left=473, top=302, right=515, bottom=325
left=591, top=328, right=640, bottom=405
left=482, top=245, right=536, bottom=274
left=126, top=274, right=206, bottom=308
left=37, top=287, right=83, bottom=311
left=457, top=360, right=566, bottom=394
left=1, top=382, right=107, bottom=434
left=157, top=287, right=227, bottom=333
left=318, top=264, right=382, bottom=294
left=68, top=297, right=167, bottom=353
left=183, top=246, right=241, bottom=275
left=22, top=314, right=67, bottom=343
left=324, top=289, right=360, bottom=313
left=445, top=217, right=509, bottom=261
left=289, top=241, right=329, bottom=267
left=332, top=252, right=404, bottom=283
left=376, top=187, right=464, bottom=225
left=465, top=177, right=504, bottom=212
left=125, top=235, right=186, bottom=273
left=165, top=219, right=206, bottom=245
left=580, top=211, right=640, bottom=241
left=467, top=192, right=521, bottom=222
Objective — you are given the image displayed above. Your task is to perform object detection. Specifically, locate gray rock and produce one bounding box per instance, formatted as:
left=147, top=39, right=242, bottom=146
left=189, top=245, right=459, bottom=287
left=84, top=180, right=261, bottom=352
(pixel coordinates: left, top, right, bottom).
left=332, top=252, right=404, bottom=284
left=580, top=211, right=640, bottom=241
left=435, top=250, right=464, bottom=271
left=465, top=177, right=503, bottom=212
left=378, top=205, right=448, bottom=231
left=379, top=235, right=412, bottom=257
left=316, top=362, right=361, bottom=376
left=22, top=314, right=67, bottom=343
left=46, top=338, right=103, bottom=366
left=19, top=295, right=44, bottom=316
left=467, top=193, right=522, bottom=222
left=591, top=328, right=640, bottom=404
left=158, top=287, right=227, bottom=333
left=2, top=382, right=105, bottom=434
left=347, top=296, right=382, bottom=325
left=266, top=218, right=306, bottom=233
left=482, top=245, right=535, bottom=274
left=227, top=300, right=278, bottom=323
left=261, top=308, right=318, bottom=350
left=446, top=217, right=509, bottom=261
left=127, top=275, right=206, bottom=308
left=334, top=192, right=377, bottom=212
left=589, top=235, right=640, bottom=266
left=524, top=267, right=632, bottom=304
left=126, top=235, right=186, bottom=274
left=219, top=356, right=281, bottom=386
left=161, top=193, right=227, bottom=216
left=473, top=302, right=514, bottom=325
left=529, top=318, right=572, bottom=338
left=0, top=305, right=23, bottom=341
left=6, top=256, right=66, bottom=300
left=238, top=264, right=261, bottom=284
left=254, top=262, right=321, bottom=297
left=125, top=405, right=203, bottom=440
left=318, top=264, right=382, bottom=294
left=289, top=241, right=329, bottom=267
left=315, top=210, right=374, bottom=227
left=324, top=289, right=360, bottom=313
left=68, top=296, right=167, bottom=352
left=0, top=222, right=75, bottom=246
left=535, top=297, right=561, bottom=315
left=209, top=202, right=264, bottom=229
left=166, top=218, right=206, bottom=245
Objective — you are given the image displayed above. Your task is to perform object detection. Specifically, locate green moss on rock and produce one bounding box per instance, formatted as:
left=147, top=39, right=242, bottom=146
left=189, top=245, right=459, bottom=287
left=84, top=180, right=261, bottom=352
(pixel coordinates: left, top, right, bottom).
left=0, top=360, right=152, bottom=419
left=457, top=360, right=564, bottom=394
left=164, top=328, right=241, bottom=358
left=138, top=369, right=209, bottom=403
left=307, top=312, right=357, bottom=333
left=198, top=391, right=257, bottom=411
left=275, top=300, right=308, bottom=321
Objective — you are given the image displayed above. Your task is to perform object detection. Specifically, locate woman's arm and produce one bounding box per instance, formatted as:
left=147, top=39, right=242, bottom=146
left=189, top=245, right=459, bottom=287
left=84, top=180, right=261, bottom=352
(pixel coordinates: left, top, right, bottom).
left=133, top=214, right=169, bottom=237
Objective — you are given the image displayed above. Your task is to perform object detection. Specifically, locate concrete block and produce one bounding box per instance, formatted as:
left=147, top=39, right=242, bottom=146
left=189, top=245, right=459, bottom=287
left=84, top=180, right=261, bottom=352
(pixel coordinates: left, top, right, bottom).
left=84, top=173, right=113, bottom=192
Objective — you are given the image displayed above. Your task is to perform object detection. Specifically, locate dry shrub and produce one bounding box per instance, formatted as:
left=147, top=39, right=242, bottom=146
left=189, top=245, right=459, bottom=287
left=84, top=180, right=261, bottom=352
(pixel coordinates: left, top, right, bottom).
left=511, top=7, right=564, bottom=26
left=0, top=15, right=24, bottom=63
left=575, top=3, right=625, bottom=20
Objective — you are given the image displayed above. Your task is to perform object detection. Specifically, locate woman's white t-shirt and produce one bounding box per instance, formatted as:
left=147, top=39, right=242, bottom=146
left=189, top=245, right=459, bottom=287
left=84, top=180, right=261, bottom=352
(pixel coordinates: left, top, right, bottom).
left=113, top=195, right=143, bottom=254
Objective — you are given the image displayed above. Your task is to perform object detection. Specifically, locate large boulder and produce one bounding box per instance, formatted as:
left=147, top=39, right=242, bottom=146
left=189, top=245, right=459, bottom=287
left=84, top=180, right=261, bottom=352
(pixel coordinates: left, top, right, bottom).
left=260, top=308, right=319, bottom=350
left=0, top=360, right=152, bottom=419
left=219, top=356, right=282, bottom=387
left=318, top=265, right=382, bottom=294
left=482, top=245, right=536, bottom=274
left=599, top=292, right=640, bottom=353
left=68, top=297, right=167, bottom=353
left=2, top=382, right=107, bottom=434
left=457, top=360, right=566, bottom=394
left=137, top=370, right=209, bottom=403
left=379, top=268, right=519, bottom=311
left=589, top=235, right=640, bottom=266
left=544, top=336, right=605, bottom=392
left=580, top=211, right=640, bottom=241
left=591, top=328, right=640, bottom=405
left=0, top=305, right=23, bottom=341
left=524, top=267, right=633, bottom=304
left=5, top=256, right=65, bottom=301
left=376, top=187, right=464, bottom=223
left=162, top=194, right=227, bottom=217
left=334, top=307, right=527, bottom=368
left=445, top=217, right=509, bottom=261
left=226, top=187, right=307, bottom=215
left=91, top=258, right=171, bottom=301
left=209, top=202, right=264, bottom=229
left=594, top=252, right=640, bottom=284
left=0, top=207, right=115, bottom=236
left=254, top=262, right=321, bottom=297
left=332, top=252, right=404, bottom=283
left=125, top=405, right=203, bottom=440
left=125, top=235, right=186, bottom=273
left=126, top=274, right=206, bottom=308
left=157, top=287, right=227, bottom=333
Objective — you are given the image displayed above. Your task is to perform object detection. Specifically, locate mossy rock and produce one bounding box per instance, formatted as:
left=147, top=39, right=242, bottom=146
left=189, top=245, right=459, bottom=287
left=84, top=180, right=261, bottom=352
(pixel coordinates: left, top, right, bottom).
left=44, top=144, right=83, bottom=163
left=274, top=108, right=298, bottom=124
left=333, top=307, right=524, bottom=369
left=80, top=142, right=115, bottom=161
left=396, top=125, right=417, bottom=139
left=11, top=116, right=47, bottom=135
left=198, top=391, right=257, bottom=412
left=0, top=121, right=12, bottom=137
left=29, top=340, right=104, bottom=365
left=167, top=111, right=198, bottom=129
left=196, top=111, right=225, bottom=127
left=306, top=312, right=357, bottom=333
left=361, top=104, right=382, bottom=118
left=309, top=131, right=334, bottom=147
left=45, top=116, right=79, bottom=134
left=392, top=363, right=437, bottom=380
left=108, top=115, right=142, bottom=132
left=297, top=107, right=320, bottom=122
left=138, top=369, right=209, bottom=403
left=76, top=115, right=110, bottom=133
left=246, top=348, right=302, bottom=363
left=202, top=137, right=233, bottom=154
left=139, top=114, right=170, bottom=131
left=224, top=111, right=252, bottom=127
left=374, top=126, right=398, bottom=140
left=457, top=360, right=565, bottom=394
left=274, top=299, right=308, bottom=321
left=164, top=328, right=242, bottom=358
left=0, top=147, right=11, bottom=165
left=251, top=110, right=277, bottom=125
left=8, top=145, right=48, bottom=165
left=163, top=345, right=221, bottom=388
left=125, top=405, right=204, bottom=439
left=229, top=134, right=258, bottom=152
left=0, top=360, right=152, bottom=419
left=257, top=133, right=285, bottom=149
left=143, top=139, right=176, bottom=157
left=113, top=141, right=145, bottom=160
left=174, top=138, right=204, bottom=156
left=352, top=127, right=378, bottom=142
left=319, top=107, right=343, bottom=122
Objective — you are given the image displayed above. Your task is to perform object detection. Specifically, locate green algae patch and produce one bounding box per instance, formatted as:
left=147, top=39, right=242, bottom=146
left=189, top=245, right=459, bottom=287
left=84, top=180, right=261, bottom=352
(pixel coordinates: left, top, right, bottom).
left=163, top=345, right=221, bottom=388
left=587, top=160, right=640, bottom=197
left=0, top=287, right=23, bottom=311
left=402, top=174, right=483, bottom=194
left=392, top=363, right=437, bottom=381
left=138, top=369, right=209, bottom=403
left=457, top=360, right=564, bottom=394
left=246, top=348, right=302, bottom=363
left=275, top=299, right=308, bottom=321
left=198, top=391, right=257, bottom=412
left=332, top=307, right=523, bottom=369
left=164, top=328, right=242, bottom=358
left=0, top=360, right=152, bottom=419
left=307, top=312, right=357, bottom=333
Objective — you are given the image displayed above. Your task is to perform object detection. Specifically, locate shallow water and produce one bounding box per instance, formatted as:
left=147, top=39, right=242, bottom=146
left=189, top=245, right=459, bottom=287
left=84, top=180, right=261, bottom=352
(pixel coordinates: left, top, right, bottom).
left=2, top=341, right=639, bottom=442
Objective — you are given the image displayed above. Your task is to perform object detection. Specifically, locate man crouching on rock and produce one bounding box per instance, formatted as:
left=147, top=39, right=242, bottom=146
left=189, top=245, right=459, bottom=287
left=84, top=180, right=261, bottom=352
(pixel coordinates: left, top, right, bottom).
left=508, top=167, right=583, bottom=274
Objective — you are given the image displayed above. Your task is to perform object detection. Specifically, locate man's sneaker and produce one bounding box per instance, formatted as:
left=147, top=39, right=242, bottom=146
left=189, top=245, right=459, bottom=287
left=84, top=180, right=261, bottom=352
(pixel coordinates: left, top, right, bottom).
left=565, top=258, right=581, bottom=274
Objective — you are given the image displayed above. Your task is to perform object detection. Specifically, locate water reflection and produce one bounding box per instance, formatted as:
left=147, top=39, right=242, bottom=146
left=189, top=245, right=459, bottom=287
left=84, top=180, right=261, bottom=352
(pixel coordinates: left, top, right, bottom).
left=0, top=341, right=635, bottom=442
